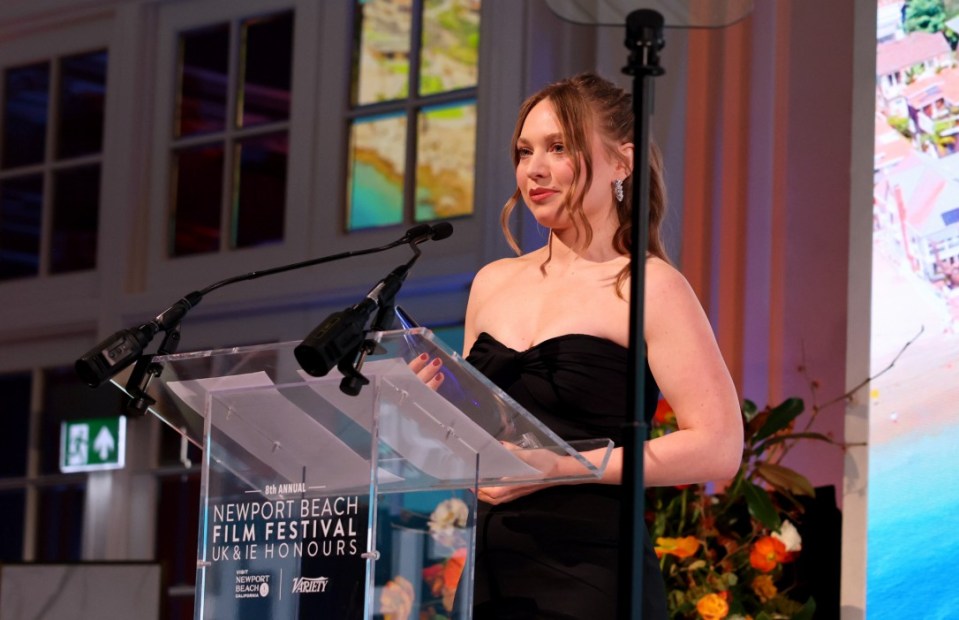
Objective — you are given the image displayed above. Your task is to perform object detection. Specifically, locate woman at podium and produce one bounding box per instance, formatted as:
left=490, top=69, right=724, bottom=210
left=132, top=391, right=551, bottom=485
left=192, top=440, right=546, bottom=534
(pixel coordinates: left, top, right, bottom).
left=449, top=73, right=742, bottom=619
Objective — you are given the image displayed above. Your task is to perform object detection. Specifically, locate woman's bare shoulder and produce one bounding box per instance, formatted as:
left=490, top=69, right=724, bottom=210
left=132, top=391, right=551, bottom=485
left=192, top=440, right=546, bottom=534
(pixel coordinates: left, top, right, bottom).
left=472, top=253, right=540, bottom=290
left=645, top=256, right=691, bottom=295
left=643, top=257, right=712, bottom=337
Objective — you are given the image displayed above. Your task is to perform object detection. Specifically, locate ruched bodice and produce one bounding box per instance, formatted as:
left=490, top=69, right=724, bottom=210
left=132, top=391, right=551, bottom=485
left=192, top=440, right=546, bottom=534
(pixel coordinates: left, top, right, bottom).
left=464, top=332, right=668, bottom=620
left=467, top=331, right=660, bottom=445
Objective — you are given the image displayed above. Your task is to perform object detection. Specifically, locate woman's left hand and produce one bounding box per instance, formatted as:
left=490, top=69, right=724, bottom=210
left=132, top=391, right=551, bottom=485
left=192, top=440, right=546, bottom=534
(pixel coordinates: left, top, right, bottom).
left=477, top=482, right=550, bottom=505
left=477, top=444, right=565, bottom=504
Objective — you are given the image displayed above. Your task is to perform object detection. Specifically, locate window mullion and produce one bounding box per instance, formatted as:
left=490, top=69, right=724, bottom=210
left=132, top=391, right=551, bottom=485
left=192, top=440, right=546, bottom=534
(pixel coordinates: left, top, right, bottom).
left=174, top=120, right=286, bottom=149
left=50, top=153, right=102, bottom=171
left=38, top=59, right=61, bottom=277
left=403, top=0, right=426, bottom=223
left=220, top=17, right=243, bottom=252
left=22, top=368, right=43, bottom=561
left=403, top=105, right=418, bottom=224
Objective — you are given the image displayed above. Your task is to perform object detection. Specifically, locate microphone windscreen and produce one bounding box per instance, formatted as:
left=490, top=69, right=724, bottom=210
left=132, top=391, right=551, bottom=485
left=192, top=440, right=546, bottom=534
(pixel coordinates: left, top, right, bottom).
left=404, top=224, right=432, bottom=242
left=431, top=222, right=454, bottom=240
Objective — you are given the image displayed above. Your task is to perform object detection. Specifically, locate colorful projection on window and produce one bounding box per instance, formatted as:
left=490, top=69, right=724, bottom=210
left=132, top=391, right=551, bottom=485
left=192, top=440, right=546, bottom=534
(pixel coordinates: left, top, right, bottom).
left=416, top=101, right=476, bottom=221
left=420, top=0, right=480, bottom=96
left=347, top=112, right=408, bottom=229
left=348, top=0, right=480, bottom=231
left=354, top=0, right=413, bottom=105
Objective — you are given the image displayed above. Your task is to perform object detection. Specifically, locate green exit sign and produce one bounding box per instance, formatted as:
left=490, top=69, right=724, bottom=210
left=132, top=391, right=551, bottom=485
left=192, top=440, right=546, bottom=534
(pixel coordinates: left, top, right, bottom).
left=60, top=417, right=126, bottom=473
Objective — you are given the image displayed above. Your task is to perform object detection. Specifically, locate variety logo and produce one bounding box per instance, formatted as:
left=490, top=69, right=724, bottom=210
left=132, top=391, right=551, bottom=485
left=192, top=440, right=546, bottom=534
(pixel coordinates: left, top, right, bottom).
left=292, top=576, right=329, bottom=594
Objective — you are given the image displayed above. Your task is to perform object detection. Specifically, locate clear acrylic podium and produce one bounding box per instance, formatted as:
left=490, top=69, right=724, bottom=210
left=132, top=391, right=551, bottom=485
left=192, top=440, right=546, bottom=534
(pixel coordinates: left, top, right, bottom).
left=119, top=328, right=612, bottom=619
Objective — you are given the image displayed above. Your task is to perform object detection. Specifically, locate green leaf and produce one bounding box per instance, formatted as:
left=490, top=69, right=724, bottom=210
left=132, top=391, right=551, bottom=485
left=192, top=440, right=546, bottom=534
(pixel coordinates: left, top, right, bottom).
left=756, top=462, right=816, bottom=497
left=793, top=596, right=817, bottom=620
left=723, top=467, right=747, bottom=504
left=753, top=397, right=805, bottom=442
left=722, top=571, right=738, bottom=587
left=755, top=432, right=836, bottom=455
left=743, top=480, right=782, bottom=531
left=742, top=399, right=759, bottom=420
left=755, top=612, right=773, bottom=620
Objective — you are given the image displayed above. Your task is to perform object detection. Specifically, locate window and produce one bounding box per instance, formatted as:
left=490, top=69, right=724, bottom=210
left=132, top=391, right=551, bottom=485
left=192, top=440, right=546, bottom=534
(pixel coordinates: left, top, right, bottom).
left=168, top=11, right=293, bottom=257
left=347, top=0, right=480, bottom=230
left=0, top=50, right=108, bottom=281
left=942, top=207, right=959, bottom=226
left=0, top=365, right=122, bottom=563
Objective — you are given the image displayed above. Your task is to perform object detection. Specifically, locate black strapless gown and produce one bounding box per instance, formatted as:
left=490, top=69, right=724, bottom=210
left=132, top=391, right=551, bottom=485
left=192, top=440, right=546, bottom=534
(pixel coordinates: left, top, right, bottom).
left=465, top=332, right=668, bottom=620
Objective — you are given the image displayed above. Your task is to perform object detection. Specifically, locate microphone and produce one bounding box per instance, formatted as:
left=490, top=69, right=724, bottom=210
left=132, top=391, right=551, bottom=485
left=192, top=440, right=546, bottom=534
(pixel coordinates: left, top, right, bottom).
left=75, top=325, right=157, bottom=388
left=296, top=222, right=455, bottom=391
left=294, top=263, right=410, bottom=377
left=403, top=221, right=454, bottom=244
left=75, top=223, right=453, bottom=389
left=75, top=290, right=202, bottom=388
left=429, top=221, right=454, bottom=241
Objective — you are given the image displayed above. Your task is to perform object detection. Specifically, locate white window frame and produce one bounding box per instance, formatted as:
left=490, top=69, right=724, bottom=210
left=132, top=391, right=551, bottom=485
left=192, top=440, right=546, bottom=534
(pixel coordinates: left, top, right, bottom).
left=0, top=16, right=112, bottom=322
left=145, top=0, right=319, bottom=298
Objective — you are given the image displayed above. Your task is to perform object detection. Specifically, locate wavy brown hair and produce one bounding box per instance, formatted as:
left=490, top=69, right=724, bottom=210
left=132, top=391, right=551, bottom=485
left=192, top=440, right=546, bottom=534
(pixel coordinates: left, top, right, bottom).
left=500, top=73, right=668, bottom=293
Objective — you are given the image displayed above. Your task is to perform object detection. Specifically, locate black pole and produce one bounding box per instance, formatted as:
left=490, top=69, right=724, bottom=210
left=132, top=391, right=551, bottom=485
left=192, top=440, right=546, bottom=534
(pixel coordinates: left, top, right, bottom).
left=618, top=9, right=664, bottom=620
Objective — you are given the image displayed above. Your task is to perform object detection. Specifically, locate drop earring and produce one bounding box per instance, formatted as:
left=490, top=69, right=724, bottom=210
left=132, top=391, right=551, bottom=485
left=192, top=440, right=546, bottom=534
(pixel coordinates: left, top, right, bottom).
left=613, top=178, right=624, bottom=203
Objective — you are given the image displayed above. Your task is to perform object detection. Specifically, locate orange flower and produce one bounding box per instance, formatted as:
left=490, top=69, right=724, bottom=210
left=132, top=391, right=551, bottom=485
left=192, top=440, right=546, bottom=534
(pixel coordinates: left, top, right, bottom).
left=751, top=574, right=778, bottom=602
left=654, top=399, right=675, bottom=425
left=423, top=562, right=444, bottom=597
left=655, top=535, right=700, bottom=559
left=443, top=547, right=467, bottom=591
left=696, top=592, right=730, bottom=620
left=749, top=536, right=789, bottom=572
left=423, top=548, right=468, bottom=612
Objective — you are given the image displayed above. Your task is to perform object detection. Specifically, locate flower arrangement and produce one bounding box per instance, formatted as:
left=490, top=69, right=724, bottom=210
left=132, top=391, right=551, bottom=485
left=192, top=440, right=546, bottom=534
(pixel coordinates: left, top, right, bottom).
left=646, top=398, right=828, bottom=619
left=422, top=498, right=469, bottom=614
left=380, top=497, right=470, bottom=620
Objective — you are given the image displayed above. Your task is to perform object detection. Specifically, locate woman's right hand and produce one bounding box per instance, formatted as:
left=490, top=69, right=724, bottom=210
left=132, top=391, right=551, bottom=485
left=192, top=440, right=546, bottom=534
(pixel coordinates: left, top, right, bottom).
left=408, top=352, right=445, bottom=391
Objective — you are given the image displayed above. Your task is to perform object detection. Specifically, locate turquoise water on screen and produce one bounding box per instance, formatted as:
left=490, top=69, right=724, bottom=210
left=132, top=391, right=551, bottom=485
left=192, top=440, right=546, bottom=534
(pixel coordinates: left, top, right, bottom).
left=867, top=424, right=959, bottom=619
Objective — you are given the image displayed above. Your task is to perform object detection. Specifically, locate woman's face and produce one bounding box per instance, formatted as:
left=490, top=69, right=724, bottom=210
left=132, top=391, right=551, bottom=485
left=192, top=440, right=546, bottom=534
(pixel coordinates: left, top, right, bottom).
left=515, top=98, right=627, bottom=232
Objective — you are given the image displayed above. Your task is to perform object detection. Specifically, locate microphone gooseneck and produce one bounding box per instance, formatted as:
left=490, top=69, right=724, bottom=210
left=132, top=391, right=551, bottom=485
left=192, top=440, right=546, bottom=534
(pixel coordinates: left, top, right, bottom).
left=295, top=221, right=455, bottom=394
left=75, top=222, right=454, bottom=397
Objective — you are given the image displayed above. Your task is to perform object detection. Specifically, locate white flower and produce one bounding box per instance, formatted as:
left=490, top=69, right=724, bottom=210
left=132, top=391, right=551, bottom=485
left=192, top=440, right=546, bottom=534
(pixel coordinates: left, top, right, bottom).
left=773, top=519, right=802, bottom=552
left=428, top=498, right=469, bottom=548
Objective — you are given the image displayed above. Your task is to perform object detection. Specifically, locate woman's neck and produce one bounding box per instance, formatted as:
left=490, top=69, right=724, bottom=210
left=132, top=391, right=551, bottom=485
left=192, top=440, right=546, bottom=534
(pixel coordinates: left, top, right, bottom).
left=550, top=217, right=623, bottom=264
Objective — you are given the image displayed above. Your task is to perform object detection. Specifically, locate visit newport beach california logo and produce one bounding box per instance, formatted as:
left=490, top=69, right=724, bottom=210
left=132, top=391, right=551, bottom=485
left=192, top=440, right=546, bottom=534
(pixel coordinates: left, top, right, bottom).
left=234, top=569, right=270, bottom=599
